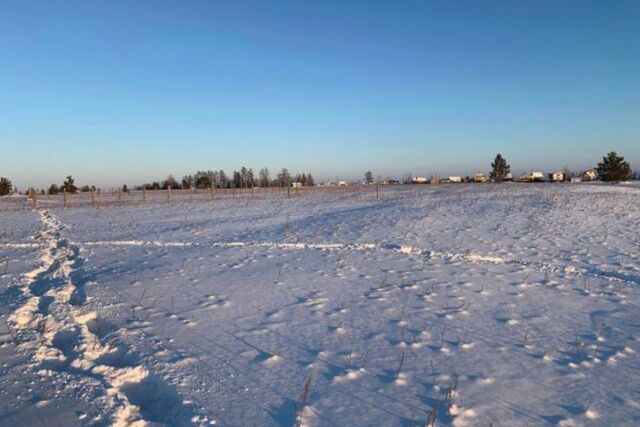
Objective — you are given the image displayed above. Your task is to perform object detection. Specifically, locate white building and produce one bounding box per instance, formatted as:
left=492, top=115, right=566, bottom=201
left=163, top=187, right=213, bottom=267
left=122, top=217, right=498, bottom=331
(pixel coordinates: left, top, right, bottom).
left=449, top=176, right=462, bottom=183
left=531, top=172, right=545, bottom=182
left=583, top=169, right=598, bottom=181
left=474, top=173, right=487, bottom=183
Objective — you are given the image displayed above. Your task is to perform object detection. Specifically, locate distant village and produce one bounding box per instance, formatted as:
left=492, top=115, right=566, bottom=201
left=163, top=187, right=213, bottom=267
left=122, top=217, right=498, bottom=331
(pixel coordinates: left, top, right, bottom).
left=321, top=151, right=636, bottom=187
left=376, top=168, right=598, bottom=186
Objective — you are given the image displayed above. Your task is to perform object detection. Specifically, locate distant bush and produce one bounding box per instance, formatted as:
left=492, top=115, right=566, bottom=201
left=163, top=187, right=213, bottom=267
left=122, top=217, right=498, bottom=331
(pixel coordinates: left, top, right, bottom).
left=0, top=177, right=12, bottom=196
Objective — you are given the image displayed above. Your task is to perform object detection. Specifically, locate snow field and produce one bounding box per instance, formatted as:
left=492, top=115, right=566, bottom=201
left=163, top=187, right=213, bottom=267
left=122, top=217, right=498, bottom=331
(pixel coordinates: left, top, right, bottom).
left=1, top=184, right=639, bottom=426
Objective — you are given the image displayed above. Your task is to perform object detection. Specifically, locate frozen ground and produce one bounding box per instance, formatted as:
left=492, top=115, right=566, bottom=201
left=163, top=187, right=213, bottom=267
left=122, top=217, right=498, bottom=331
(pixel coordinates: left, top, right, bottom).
left=1, top=184, right=639, bottom=426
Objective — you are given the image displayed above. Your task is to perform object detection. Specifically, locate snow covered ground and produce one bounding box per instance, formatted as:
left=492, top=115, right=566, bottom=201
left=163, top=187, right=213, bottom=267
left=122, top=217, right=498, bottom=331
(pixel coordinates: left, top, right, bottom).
left=1, top=184, right=639, bottom=426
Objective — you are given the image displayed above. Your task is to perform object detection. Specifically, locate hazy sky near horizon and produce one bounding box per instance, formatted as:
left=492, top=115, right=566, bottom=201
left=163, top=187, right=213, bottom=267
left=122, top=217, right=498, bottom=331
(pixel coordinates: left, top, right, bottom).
left=1, top=0, right=639, bottom=188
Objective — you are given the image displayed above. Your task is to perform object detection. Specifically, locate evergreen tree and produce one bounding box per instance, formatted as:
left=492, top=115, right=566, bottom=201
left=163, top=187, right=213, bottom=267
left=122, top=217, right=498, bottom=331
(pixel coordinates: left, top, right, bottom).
left=306, top=174, right=315, bottom=187
left=218, top=170, right=229, bottom=188
left=490, top=154, right=510, bottom=182
left=259, top=168, right=270, bottom=187
left=48, top=184, right=59, bottom=195
left=239, top=167, right=248, bottom=188
left=0, top=177, right=12, bottom=196
left=194, top=171, right=212, bottom=189
left=162, top=175, right=177, bottom=190
left=247, top=168, right=255, bottom=188
left=597, top=151, right=632, bottom=182
left=233, top=171, right=242, bottom=188
left=181, top=175, right=194, bottom=190
left=276, top=168, right=291, bottom=187
left=62, top=175, right=78, bottom=193
left=364, top=171, right=373, bottom=184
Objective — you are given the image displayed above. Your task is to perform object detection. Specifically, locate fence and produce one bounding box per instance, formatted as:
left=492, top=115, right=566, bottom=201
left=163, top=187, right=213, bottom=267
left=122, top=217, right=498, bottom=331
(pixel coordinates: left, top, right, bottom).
left=1, top=184, right=393, bottom=211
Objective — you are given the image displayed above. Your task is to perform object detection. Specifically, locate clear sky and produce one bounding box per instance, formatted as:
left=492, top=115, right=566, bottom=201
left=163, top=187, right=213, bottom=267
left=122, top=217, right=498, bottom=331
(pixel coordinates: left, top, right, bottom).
left=1, top=0, right=639, bottom=188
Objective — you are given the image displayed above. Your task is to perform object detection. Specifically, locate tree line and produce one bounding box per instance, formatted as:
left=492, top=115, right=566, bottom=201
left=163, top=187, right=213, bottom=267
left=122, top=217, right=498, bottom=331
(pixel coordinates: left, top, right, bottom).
left=0, top=152, right=636, bottom=197
left=136, top=167, right=315, bottom=191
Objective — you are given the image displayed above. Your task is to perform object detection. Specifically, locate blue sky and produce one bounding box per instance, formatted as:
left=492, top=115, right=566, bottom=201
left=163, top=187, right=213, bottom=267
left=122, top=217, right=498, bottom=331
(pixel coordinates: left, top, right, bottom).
left=1, top=0, right=639, bottom=187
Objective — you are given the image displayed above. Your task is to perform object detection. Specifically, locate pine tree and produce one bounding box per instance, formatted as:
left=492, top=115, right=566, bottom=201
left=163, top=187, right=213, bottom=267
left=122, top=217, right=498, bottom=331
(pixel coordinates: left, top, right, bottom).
left=62, top=175, right=78, bottom=193
left=364, top=171, right=373, bottom=184
left=162, top=175, right=177, bottom=190
left=490, top=154, right=510, bottom=182
left=596, top=151, right=632, bottom=182
left=240, top=167, right=249, bottom=188
left=48, top=184, right=59, bottom=195
left=247, top=168, right=255, bottom=188
left=0, top=177, right=12, bottom=196
left=194, top=171, right=212, bottom=189
left=277, top=168, right=291, bottom=187
left=218, top=170, right=229, bottom=188
left=181, top=175, right=194, bottom=190
left=233, top=171, right=242, bottom=188
left=306, top=174, right=315, bottom=187
left=259, top=168, right=270, bottom=187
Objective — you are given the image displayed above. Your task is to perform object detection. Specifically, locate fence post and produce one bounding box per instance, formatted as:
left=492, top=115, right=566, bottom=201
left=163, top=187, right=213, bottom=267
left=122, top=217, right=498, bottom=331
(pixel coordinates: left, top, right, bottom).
left=91, top=190, right=95, bottom=206
left=118, top=188, right=122, bottom=202
left=167, top=186, right=172, bottom=204
left=376, top=176, right=380, bottom=200
left=209, top=186, right=213, bottom=201
left=28, top=188, right=36, bottom=206
left=142, top=188, right=146, bottom=203
left=63, top=189, right=68, bottom=209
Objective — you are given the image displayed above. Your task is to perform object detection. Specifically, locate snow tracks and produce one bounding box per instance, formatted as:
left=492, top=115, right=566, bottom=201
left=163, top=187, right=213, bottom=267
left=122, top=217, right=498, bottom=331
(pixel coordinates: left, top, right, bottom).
left=8, top=209, right=193, bottom=426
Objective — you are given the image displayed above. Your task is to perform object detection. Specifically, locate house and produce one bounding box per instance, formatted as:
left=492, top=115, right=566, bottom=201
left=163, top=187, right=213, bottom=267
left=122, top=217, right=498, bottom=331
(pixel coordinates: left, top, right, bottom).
left=531, top=172, right=545, bottom=182
left=474, top=173, right=487, bottom=183
left=413, top=176, right=428, bottom=184
left=583, top=169, right=598, bottom=181
left=449, top=176, right=462, bottom=183
left=552, top=172, right=565, bottom=182
left=517, top=172, right=545, bottom=182
left=337, top=181, right=348, bottom=187
left=517, top=173, right=531, bottom=182
left=503, top=173, right=513, bottom=182
left=383, top=177, right=400, bottom=185
left=291, top=182, right=302, bottom=189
